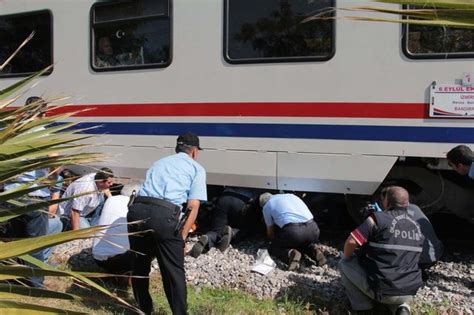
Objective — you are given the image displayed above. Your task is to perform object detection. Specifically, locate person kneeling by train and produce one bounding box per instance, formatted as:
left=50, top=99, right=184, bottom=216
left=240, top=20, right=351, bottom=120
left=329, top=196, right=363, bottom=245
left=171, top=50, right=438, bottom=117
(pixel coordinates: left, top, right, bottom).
left=92, top=182, right=141, bottom=276
left=339, top=186, right=424, bottom=315
left=259, top=193, right=326, bottom=271
left=189, top=186, right=261, bottom=258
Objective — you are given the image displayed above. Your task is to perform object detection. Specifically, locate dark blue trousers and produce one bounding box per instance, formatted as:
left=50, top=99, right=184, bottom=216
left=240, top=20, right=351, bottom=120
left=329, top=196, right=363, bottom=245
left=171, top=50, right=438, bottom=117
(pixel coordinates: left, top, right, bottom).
left=127, top=197, right=186, bottom=315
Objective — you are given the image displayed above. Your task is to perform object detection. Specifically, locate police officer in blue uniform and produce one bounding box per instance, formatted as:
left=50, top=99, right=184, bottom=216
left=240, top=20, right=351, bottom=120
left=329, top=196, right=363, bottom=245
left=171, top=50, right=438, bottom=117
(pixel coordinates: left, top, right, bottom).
left=127, top=132, right=207, bottom=315
left=339, top=186, right=424, bottom=315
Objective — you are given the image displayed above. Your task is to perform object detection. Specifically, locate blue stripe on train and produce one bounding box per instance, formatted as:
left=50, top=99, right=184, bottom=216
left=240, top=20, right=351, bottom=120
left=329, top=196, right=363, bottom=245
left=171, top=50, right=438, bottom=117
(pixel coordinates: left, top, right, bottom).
left=77, top=122, right=474, bottom=143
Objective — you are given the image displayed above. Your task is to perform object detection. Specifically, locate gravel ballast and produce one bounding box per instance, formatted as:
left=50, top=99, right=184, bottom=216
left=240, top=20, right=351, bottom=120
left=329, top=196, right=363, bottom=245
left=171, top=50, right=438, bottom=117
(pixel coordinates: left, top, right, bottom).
left=50, top=236, right=474, bottom=314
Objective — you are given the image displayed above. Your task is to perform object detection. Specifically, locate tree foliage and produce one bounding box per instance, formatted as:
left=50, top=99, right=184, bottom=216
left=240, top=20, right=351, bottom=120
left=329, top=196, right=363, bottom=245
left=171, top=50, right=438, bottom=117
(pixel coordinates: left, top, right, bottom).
left=0, top=35, right=139, bottom=314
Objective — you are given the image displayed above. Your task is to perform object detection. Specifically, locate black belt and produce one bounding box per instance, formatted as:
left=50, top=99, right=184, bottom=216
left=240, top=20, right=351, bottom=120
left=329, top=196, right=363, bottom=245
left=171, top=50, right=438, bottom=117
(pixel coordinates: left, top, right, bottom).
left=282, top=219, right=313, bottom=229
left=134, top=196, right=180, bottom=212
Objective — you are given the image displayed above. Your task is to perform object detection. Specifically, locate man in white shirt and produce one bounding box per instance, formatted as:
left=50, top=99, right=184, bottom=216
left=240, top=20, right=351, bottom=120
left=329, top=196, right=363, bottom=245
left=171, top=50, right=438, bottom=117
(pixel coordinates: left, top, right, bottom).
left=93, top=182, right=140, bottom=274
left=59, top=168, right=114, bottom=230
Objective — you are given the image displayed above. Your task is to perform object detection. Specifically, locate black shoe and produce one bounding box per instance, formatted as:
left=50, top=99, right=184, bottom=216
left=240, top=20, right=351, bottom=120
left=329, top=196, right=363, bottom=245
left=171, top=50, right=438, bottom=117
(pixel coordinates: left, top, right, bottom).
left=421, top=269, right=430, bottom=282
left=288, top=249, right=302, bottom=271
left=217, top=226, right=232, bottom=252
left=395, top=305, right=410, bottom=315
left=188, top=235, right=209, bottom=258
left=309, top=244, right=327, bottom=266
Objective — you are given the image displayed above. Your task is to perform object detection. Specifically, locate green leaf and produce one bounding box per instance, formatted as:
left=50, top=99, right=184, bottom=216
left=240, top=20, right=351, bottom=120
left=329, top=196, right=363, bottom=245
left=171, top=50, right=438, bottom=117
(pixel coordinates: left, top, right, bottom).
left=20, top=255, right=140, bottom=313
left=0, top=153, right=103, bottom=184
left=0, top=184, right=53, bottom=203
left=0, top=299, right=86, bottom=314
left=0, top=226, right=109, bottom=260
left=0, top=266, right=114, bottom=281
left=0, top=190, right=97, bottom=222
left=376, top=0, right=474, bottom=10
left=0, top=283, right=84, bottom=301
left=0, top=135, right=94, bottom=160
left=304, top=1, right=474, bottom=29
left=0, top=40, right=137, bottom=313
left=0, top=31, right=35, bottom=72
left=343, top=5, right=474, bottom=28
left=0, top=66, right=53, bottom=101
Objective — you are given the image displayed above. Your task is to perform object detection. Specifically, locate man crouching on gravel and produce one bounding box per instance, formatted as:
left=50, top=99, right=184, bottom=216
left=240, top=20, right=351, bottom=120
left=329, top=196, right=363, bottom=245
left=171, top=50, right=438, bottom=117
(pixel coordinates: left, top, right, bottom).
left=259, top=193, right=326, bottom=271
left=339, top=186, right=424, bottom=315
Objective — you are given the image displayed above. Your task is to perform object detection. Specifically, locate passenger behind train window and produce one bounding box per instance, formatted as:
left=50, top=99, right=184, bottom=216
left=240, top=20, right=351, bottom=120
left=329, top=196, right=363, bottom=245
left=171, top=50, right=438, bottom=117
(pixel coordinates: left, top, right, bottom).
left=91, top=0, right=171, bottom=70
left=95, top=36, right=119, bottom=68
left=95, top=35, right=146, bottom=68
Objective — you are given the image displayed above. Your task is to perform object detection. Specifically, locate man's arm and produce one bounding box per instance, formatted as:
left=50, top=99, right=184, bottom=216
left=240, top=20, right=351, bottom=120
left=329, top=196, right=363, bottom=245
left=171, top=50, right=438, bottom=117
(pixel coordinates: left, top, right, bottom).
left=103, top=189, right=112, bottom=198
left=48, top=192, right=60, bottom=217
left=266, top=225, right=275, bottom=240
left=181, top=199, right=200, bottom=240
left=343, top=235, right=358, bottom=258
left=71, top=209, right=81, bottom=230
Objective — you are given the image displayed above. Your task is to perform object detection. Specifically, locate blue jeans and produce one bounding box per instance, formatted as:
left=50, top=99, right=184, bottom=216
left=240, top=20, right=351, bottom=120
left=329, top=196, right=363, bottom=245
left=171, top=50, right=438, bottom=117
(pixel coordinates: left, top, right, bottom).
left=62, top=200, right=105, bottom=230
left=16, top=210, right=48, bottom=287
left=44, top=217, right=63, bottom=260
left=1, top=198, right=49, bottom=287
left=62, top=216, right=93, bottom=230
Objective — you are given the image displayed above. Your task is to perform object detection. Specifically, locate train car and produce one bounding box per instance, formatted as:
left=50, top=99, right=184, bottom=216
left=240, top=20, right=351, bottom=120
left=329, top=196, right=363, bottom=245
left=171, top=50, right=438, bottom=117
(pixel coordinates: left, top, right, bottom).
left=1, top=0, right=473, bottom=222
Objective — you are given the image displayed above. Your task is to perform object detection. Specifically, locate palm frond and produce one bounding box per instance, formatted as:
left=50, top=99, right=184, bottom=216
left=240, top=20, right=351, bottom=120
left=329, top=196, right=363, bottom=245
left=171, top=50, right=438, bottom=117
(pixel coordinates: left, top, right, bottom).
left=303, top=0, right=474, bottom=29
left=0, top=226, right=110, bottom=260
left=0, top=299, right=86, bottom=314
left=0, top=35, right=134, bottom=313
left=0, top=65, right=53, bottom=101
left=20, top=254, right=139, bottom=312
left=0, top=266, right=115, bottom=281
left=376, top=0, right=474, bottom=10
left=0, top=31, right=35, bottom=72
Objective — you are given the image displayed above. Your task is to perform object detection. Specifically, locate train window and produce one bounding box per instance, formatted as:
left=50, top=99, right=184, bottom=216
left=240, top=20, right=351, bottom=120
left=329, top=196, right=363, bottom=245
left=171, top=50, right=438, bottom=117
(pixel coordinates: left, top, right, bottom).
left=0, top=10, right=53, bottom=77
left=403, top=7, right=474, bottom=59
left=91, top=0, right=171, bottom=71
left=224, top=0, right=335, bottom=64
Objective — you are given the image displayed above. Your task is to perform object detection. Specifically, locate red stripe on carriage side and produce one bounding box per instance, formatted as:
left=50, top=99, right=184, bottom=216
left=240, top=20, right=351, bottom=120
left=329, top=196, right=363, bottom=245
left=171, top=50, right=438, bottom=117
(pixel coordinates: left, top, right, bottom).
left=50, top=102, right=429, bottom=119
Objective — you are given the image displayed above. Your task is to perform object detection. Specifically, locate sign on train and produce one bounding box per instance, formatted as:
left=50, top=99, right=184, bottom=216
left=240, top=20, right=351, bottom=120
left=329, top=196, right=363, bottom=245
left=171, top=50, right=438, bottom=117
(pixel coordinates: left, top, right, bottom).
left=430, top=84, right=474, bottom=118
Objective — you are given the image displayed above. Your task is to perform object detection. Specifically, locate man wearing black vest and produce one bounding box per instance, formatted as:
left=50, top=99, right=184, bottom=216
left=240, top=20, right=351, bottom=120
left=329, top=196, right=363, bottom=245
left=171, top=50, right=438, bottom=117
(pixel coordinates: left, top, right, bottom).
left=339, top=186, right=424, bottom=315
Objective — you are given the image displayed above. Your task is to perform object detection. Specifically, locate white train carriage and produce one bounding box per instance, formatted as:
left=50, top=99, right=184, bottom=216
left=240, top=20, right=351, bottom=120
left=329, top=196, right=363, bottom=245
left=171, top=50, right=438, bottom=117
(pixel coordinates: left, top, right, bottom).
left=1, top=0, right=473, bottom=221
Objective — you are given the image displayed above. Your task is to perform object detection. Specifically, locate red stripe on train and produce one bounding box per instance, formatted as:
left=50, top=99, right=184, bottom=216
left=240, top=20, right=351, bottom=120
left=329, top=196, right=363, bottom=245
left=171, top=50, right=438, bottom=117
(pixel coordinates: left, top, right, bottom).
left=50, top=102, right=429, bottom=119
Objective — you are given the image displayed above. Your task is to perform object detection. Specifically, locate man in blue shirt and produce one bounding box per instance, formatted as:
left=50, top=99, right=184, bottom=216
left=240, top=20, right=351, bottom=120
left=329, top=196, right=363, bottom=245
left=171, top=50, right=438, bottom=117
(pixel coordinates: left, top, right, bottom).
left=128, top=132, right=207, bottom=315
left=447, top=145, right=474, bottom=179
left=259, top=193, right=326, bottom=271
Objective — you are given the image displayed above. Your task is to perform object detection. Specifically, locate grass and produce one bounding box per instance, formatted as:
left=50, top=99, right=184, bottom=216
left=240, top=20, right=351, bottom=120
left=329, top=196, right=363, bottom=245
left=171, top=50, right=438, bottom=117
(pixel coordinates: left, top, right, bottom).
left=150, top=274, right=316, bottom=315
left=17, top=273, right=456, bottom=314
left=16, top=273, right=317, bottom=314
